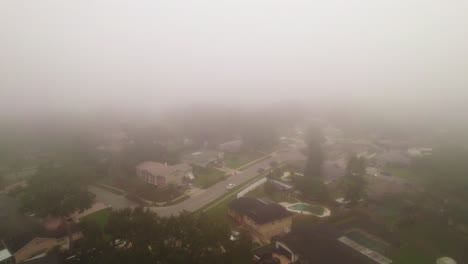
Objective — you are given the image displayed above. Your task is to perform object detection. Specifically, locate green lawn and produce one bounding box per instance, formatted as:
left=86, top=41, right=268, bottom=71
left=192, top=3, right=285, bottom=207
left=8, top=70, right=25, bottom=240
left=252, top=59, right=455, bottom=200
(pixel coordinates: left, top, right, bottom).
left=199, top=171, right=270, bottom=226
left=383, top=165, right=417, bottom=179
left=392, top=221, right=468, bottom=264
left=367, top=197, right=468, bottom=264
left=80, top=209, right=111, bottom=229
left=392, top=243, right=434, bottom=264
left=224, top=151, right=265, bottom=169
left=193, top=166, right=226, bottom=189
left=292, top=214, right=321, bottom=230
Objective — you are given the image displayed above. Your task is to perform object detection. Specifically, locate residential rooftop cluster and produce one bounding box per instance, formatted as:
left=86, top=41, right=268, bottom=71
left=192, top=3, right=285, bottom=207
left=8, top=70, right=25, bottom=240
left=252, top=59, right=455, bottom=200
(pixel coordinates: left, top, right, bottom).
left=0, top=116, right=466, bottom=264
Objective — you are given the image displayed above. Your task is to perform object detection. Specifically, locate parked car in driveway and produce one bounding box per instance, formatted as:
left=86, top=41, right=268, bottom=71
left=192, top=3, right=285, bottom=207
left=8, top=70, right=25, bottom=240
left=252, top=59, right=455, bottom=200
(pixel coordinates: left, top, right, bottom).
left=226, top=183, right=236, bottom=190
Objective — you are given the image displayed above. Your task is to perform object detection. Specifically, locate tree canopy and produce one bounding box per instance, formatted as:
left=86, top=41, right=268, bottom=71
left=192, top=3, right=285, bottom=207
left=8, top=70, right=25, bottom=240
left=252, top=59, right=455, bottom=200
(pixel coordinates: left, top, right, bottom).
left=295, top=129, right=328, bottom=201
left=21, top=166, right=95, bottom=218
left=341, top=155, right=367, bottom=206
left=303, top=139, right=323, bottom=178
left=66, top=208, right=253, bottom=264
left=294, top=176, right=328, bottom=201
left=411, top=145, right=468, bottom=224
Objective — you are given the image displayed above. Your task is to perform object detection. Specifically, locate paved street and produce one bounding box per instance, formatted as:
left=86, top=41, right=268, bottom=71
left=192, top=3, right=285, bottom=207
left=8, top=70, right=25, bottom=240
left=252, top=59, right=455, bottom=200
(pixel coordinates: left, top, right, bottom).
left=148, top=149, right=305, bottom=217
left=89, top=149, right=305, bottom=217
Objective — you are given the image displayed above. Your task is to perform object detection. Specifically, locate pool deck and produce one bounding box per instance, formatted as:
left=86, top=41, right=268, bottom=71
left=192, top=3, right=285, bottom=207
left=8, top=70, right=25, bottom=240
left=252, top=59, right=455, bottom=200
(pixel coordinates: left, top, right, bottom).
left=280, top=202, right=331, bottom=217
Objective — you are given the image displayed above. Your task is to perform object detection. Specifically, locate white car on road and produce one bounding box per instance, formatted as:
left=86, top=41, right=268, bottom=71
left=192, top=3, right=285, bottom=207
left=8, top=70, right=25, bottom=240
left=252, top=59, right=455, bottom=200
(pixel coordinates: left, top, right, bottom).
left=226, top=183, right=236, bottom=190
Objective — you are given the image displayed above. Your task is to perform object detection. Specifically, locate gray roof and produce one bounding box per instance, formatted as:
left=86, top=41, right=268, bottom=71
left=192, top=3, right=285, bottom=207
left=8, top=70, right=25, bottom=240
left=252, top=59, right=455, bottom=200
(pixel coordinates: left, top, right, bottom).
left=136, top=162, right=191, bottom=177
left=278, top=224, right=374, bottom=264
left=182, top=150, right=221, bottom=167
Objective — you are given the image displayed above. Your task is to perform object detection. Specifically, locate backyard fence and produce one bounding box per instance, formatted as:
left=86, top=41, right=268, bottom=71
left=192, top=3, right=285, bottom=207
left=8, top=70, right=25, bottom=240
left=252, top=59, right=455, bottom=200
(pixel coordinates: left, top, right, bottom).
left=237, top=177, right=267, bottom=198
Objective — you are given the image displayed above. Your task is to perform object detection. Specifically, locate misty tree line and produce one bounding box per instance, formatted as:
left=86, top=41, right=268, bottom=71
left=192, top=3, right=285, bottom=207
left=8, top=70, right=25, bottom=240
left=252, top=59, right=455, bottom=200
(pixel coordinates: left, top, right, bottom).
left=292, top=125, right=368, bottom=204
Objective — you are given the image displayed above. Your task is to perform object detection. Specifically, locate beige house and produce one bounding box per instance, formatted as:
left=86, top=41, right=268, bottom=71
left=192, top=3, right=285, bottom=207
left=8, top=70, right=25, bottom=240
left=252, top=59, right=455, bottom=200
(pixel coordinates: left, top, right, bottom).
left=136, top=161, right=193, bottom=187
left=3, top=222, right=82, bottom=264
left=228, top=197, right=293, bottom=243
left=182, top=150, right=223, bottom=168
left=218, top=140, right=243, bottom=153
left=13, top=233, right=82, bottom=263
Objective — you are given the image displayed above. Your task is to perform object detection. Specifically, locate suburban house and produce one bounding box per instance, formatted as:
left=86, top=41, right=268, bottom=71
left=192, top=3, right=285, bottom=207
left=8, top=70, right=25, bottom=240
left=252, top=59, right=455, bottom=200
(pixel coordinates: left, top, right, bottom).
left=136, top=161, right=193, bottom=187
left=182, top=150, right=223, bottom=168
left=274, top=220, right=398, bottom=264
left=372, top=150, right=411, bottom=168
left=407, top=147, right=432, bottom=157
left=12, top=234, right=82, bottom=263
left=218, top=139, right=243, bottom=153
left=228, top=197, right=293, bottom=243
left=1, top=217, right=82, bottom=263
left=275, top=224, right=369, bottom=264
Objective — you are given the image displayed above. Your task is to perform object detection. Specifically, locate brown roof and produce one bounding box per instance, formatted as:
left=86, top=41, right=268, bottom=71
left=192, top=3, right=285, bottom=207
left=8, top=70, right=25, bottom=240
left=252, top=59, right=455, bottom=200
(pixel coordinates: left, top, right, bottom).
left=136, top=162, right=191, bottom=178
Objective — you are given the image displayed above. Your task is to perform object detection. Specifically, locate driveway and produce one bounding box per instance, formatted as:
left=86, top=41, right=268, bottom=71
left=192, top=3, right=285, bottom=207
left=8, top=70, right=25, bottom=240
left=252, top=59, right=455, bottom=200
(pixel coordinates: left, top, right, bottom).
left=148, top=149, right=306, bottom=217
left=89, top=185, right=139, bottom=210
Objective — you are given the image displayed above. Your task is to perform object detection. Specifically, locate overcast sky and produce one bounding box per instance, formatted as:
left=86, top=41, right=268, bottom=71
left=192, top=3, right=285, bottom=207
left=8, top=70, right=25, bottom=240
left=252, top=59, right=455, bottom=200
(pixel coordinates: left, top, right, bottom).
left=1, top=0, right=467, bottom=115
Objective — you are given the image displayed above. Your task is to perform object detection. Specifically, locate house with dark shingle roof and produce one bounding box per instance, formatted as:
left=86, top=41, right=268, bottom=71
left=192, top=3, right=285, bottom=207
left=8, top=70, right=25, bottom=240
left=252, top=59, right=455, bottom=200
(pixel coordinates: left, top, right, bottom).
left=275, top=221, right=398, bottom=264
left=275, top=224, right=371, bottom=264
left=182, top=150, right=223, bottom=168
left=228, top=197, right=293, bottom=243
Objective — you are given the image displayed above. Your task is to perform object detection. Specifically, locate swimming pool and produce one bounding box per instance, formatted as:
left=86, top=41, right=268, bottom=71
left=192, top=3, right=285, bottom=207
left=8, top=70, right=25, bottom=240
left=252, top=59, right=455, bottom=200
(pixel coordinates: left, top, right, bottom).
left=281, top=202, right=331, bottom=217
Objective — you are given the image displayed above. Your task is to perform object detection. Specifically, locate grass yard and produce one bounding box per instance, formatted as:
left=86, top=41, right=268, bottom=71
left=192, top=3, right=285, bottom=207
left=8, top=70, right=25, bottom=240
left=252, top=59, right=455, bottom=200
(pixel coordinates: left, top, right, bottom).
left=193, top=166, right=226, bottom=189
left=292, top=214, right=321, bottom=230
left=224, top=151, right=265, bottom=169
left=383, top=165, right=417, bottom=180
left=199, top=171, right=270, bottom=227
left=201, top=192, right=237, bottom=230
left=392, top=220, right=468, bottom=264
left=392, top=244, right=434, bottom=264
left=80, top=209, right=111, bottom=229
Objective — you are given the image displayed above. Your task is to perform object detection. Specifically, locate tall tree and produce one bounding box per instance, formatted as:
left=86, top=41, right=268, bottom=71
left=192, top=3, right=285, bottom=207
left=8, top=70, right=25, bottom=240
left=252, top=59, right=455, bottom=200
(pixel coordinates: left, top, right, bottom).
left=303, top=124, right=324, bottom=178
left=341, top=155, right=367, bottom=206
left=21, top=166, right=95, bottom=247
left=294, top=176, right=328, bottom=201
left=303, top=139, right=324, bottom=178
left=305, top=125, right=325, bottom=145
left=298, top=127, right=328, bottom=201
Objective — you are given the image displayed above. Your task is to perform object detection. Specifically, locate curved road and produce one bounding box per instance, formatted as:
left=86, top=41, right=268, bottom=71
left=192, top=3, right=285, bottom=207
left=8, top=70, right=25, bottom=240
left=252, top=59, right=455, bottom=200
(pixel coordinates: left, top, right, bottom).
left=148, top=149, right=305, bottom=217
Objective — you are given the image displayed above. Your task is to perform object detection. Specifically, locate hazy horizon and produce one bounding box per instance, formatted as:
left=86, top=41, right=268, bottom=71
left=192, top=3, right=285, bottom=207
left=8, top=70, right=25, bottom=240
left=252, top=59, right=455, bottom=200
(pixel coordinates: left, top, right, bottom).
left=1, top=0, right=467, bottom=118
